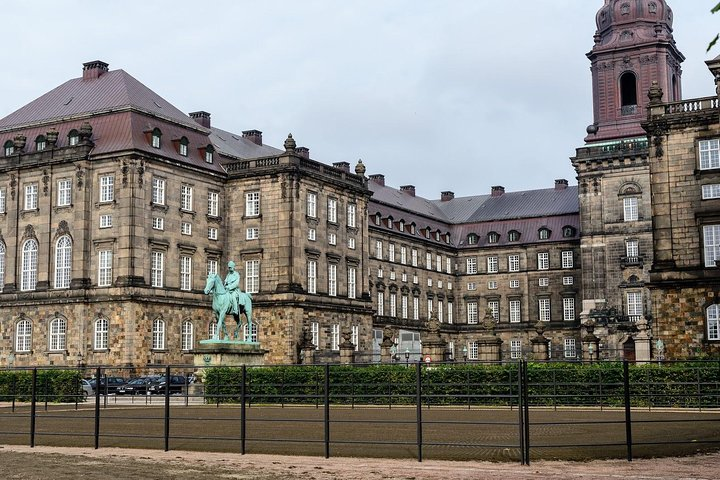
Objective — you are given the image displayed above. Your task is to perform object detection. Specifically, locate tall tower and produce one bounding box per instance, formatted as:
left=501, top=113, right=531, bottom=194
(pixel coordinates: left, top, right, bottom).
left=571, top=0, right=684, bottom=360
left=585, top=0, right=684, bottom=142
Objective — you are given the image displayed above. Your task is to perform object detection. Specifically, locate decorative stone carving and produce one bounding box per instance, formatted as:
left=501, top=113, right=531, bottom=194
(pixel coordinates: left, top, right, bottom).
left=22, top=224, right=36, bottom=241
left=283, top=133, right=296, bottom=153
left=46, top=129, right=59, bottom=147
left=75, top=165, right=85, bottom=189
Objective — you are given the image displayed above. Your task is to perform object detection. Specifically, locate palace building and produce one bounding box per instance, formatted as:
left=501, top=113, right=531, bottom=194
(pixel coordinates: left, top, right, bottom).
left=0, top=0, right=718, bottom=368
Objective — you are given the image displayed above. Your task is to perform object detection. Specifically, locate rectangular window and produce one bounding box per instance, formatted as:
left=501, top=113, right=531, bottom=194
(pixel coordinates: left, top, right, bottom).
left=562, top=276, right=574, bottom=286
left=208, top=191, right=219, bottom=217
left=466, top=257, right=477, bottom=274
left=181, top=222, right=192, bottom=235
left=699, top=139, right=720, bottom=169
left=307, top=260, right=317, bottom=294
left=99, top=214, right=112, bottom=228
left=328, top=232, right=337, bottom=245
left=510, top=279, right=520, bottom=288
left=245, top=191, right=260, bottom=217
left=539, top=298, right=551, bottom=322
left=308, top=228, right=316, bottom=241
left=467, top=282, right=477, bottom=291
left=375, top=240, right=383, bottom=259
left=508, top=254, right=520, bottom=272
left=351, top=325, right=359, bottom=351
left=246, top=227, right=259, bottom=240
left=152, top=178, right=166, bottom=205
left=468, top=341, right=479, bottom=360
left=702, top=184, right=720, bottom=199
left=627, top=292, right=643, bottom=321
left=180, top=255, right=192, bottom=291
left=152, top=217, right=164, bottom=230
left=436, top=255, right=442, bottom=272
left=347, top=203, right=356, bottom=227
left=400, top=247, right=407, bottom=265
left=207, top=259, right=218, bottom=277
left=377, top=292, right=384, bottom=316
left=437, top=301, right=444, bottom=322
left=623, top=197, right=639, bottom=222
left=331, top=324, right=340, bottom=351
left=98, top=250, right=112, bottom=287
left=564, top=338, right=577, bottom=359
left=705, top=225, right=720, bottom=267
left=348, top=267, right=356, bottom=299
left=509, top=300, right=521, bottom=323
left=488, top=300, right=499, bottom=320
left=347, top=237, right=355, bottom=249
left=562, top=251, right=574, bottom=269
left=511, top=340, right=522, bottom=359
left=245, top=260, right=260, bottom=293
left=24, top=183, right=38, bottom=210
left=413, top=296, right=419, bottom=320
left=626, top=239, right=639, bottom=258
left=487, top=280, right=498, bottom=290
left=151, top=251, right=164, bottom=288
left=427, top=298, right=433, bottom=318
left=208, top=227, right=218, bottom=240
left=328, top=263, right=337, bottom=296
left=411, top=249, right=418, bottom=267
left=427, top=278, right=433, bottom=287
left=388, top=244, right=395, bottom=263
left=447, top=302, right=453, bottom=324
left=563, top=297, right=575, bottom=321
left=181, top=185, right=193, bottom=211
left=487, top=256, right=498, bottom=273
left=539, top=277, right=549, bottom=287
left=537, top=252, right=549, bottom=270
left=306, top=192, right=317, bottom=218
left=467, top=302, right=478, bottom=324
left=401, top=295, right=408, bottom=319
left=100, top=175, right=114, bottom=203
left=311, top=322, right=319, bottom=349
left=708, top=306, right=719, bottom=341
left=57, top=179, right=72, bottom=206
left=390, top=294, right=397, bottom=317
left=327, top=198, right=337, bottom=223
left=0, top=188, right=5, bottom=213
left=426, top=253, right=432, bottom=270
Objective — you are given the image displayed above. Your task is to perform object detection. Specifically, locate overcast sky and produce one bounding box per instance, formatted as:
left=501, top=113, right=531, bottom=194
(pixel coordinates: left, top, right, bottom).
left=1, top=1, right=718, bottom=198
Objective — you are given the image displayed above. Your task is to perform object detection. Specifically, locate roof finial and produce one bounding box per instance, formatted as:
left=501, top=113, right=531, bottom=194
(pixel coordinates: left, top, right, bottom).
left=284, top=133, right=296, bottom=153
left=354, top=159, right=366, bottom=176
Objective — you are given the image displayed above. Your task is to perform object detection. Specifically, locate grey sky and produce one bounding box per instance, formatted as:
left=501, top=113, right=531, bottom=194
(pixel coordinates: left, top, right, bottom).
left=2, top=1, right=717, bottom=198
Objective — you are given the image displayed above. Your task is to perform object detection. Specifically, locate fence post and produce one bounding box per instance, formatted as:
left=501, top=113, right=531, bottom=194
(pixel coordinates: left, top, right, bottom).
left=517, top=362, right=525, bottom=465
left=416, top=361, right=423, bottom=463
left=30, top=368, right=37, bottom=448
left=623, top=360, right=633, bottom=462
left=523, top=360, right=530, bottom=466
left=241, top=365, right=247, bottom=455
left=324, top=363, right=330, bottom=459
left=164, top=365, right=171, bottom=452
left=11, top=375, right=16, bottom=413
left=94, top=366, right=101, bottom=449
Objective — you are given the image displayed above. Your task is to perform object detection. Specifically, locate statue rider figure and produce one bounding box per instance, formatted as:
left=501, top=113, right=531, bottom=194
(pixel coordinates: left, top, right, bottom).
left=224, top=261, right=241, bottom=317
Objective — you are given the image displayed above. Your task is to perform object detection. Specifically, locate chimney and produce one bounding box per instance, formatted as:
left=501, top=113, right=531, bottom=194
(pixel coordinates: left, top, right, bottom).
left=189, top=111, right=211, bottom=128
left=295, top=146, right=310, bottom=159
left=555, top=179, right=569, bottom=190
left=369, top=174, right=385, bottom=186
left=333, top=161, right=350, bottom=172
left=82, top=60, right=109, bottom=80
left=441, top=191, right=455, bottom=201
left=491, top=185, right=505, bottom=197
left=400, top=185, right=416, bottom=197
left=242, top=129, right=263, bottom=145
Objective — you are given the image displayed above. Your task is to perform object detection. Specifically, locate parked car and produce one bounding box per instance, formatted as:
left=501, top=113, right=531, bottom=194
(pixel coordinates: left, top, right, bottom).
left=147, top=375, right=187, bottom=395
left=80, top=379, right=94, bottom=398
left=88, top=376, right=126, bottom=394
left=116, top=376, right=160, bottom=395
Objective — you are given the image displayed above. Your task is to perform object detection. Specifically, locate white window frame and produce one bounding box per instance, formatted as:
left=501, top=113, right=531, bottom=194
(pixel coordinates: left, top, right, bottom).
left=375, top=240, right=383, bottom=259
left=466, top=257, right=477, bottom=274
left=151, top=251, right=164, bottom=288
left=411, top=249, right=418, bottom=267
left=563, top=297, right=576, bottom=322
left=49, top=317, right=66, bottom=351
left=699, top=139, right=720, bottom=170
left=245, top=191, right=260, bottom=217
left=307, top=260, right=317, bottom=294
left=54, top=235, right=72, bottom=289
left=347, top=266, right=356, bottom=299
left=208, top=191, right=219, bottom=217
left=181, top=184, right=193, bottom=211
left=346, top=203, right=356, bottom=228
left=327, top=198, right=337, bottom=223
left=152, top=217, right=164, bottom=230
left=308, top=228, right=316, bottom=241
left=627, top=291, right=643, bottom=321
left=347, top=237, right=355, bottom=249
left=100, top=214, right=112, bottom=228
left=538, top=252, right=549, bottom=270
left=626, top=239, right=639, bottom=258
left=0, top=242, right=5, bottom=292
left=57, top=178, right=72, bottom=207
left=390, top=293, right=397, bottom=317
left=182, top=321, right=194, bottom=351
left=21, top=239, right=38, bottom=291
left=702, top=184, right=720, bottom=199
left=208, top=227, right=218, bottom=240
left=207, top=259, right=218, bottom=277
left=311, top=322, right=319, bottom=349
left=328, top=232, right=337, bottom=245
left=623, top=197, right=639, bottom=222
left=539, top=277, right=549, bottom=287
left=16, top=319, right=32, bottom=352
left=306, top=192, right=317, bottom=218
left=487, top=256, right=498, bottom=273
left=328, top=263, right=337, bottom=297
left=564, top=338, right=577, bottom=359
left=467, top=302, right=478, bottom=324
left=562, top=251, right=574, bottom=269
left=400, top=247, right=407, bottom=265
left=0, top=188, right=5, bottom=213
left=152, top=178, right=166, bottom=205
left=539, top=298, right=551, bottom=322
left=510, top=340, right=522, bottom=359
left=331, top=324, right=340, bottom=351
left=510, top=279, right=520, bottom=288
left=152, top=319, right=165, bottom=350
left=377, top=291, right=384, bottom=316
left=24, top=183, right=38, bottom=210
left=562, top=276, right=574, bottom=286
left=245, top=260, right=260, bottom=293
left=181, top=222, right=192, bottom=236
left=94, top=318, right=108, bottom=350
left=100, top=175, right=114, bottom=203
left=509, top=300, right=521, bottom=323
left=388, top=244, right=395, bottom=263
left=508, top=254, right=520, bottom=272
left=707, top=304, right=720, bottom=341
left=98, top=250, right=112, bottom=287
left=488, top=300, right=499, bottom=320
left=246, top=227, right=259, bottom=240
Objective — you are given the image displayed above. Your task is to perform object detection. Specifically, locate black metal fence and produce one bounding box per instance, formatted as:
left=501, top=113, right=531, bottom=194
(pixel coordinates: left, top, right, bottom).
left=0, top=360, right=719, bottom=464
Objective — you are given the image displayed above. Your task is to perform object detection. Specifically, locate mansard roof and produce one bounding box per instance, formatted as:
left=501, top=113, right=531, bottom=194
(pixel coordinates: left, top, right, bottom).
left=209, top=126, right=282, bottom=160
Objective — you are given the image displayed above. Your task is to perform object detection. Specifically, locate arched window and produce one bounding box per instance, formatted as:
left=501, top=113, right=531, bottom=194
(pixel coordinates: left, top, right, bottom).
left=94, top=318, right=108, bottom=350
left=707, top=304, right=720, bottom=341
left=538, top=228, right=551, bottom=240
left=152, top=318, right=165, bottom=349
left=179, top=137, right=189, bottom=156
left=151, top=128, right=162, bottom=148
left=563, top=226, right=576, bottom=238
left=4, top=140, right=14, bottom=156
left=35, top=135, right=46, bottom=151
left=21, top=239, right=38, bottom=291
left=54, top=235, right=72, bottom=289
left=68, top=129, right=80, bottom=146
left=15, top=319, right=32, bottom=352
left=620, top=72, right=638, bottom=114
left=49, top=317, right=66, bottom=351
left=467, top=233, right=478, bottom=245
left=508, top=230, right=521, bottom=242
left=487, top=232, right=500, bottom=244
left=208, top=321, right=218, bottom=339
left=0, top=242, right=5, bottom=292
left=374, top=213, right=382, bottom=226
left=181, top=320, right=194, bottom=350
left=243, top=322, right=258, bottom=342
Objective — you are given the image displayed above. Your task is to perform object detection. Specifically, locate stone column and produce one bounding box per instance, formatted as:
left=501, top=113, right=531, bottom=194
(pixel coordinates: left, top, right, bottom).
left=530, top=321, right=549, bottom=361
left=298, top=324, right=316, bottom=365
left=634, top=316, right=652, bottom=364
left=339, top=328, right=355, bottom=365
left=380, top=326, right=396, bottom=364
left=582, top=319, right=600, bottom=362
left=476, top=310, right=502, bottom=363
left=421, top=313, right=448, bottom=363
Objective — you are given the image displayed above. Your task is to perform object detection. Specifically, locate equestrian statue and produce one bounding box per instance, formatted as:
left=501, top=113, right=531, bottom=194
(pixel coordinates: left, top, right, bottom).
left=204, top=260, right=254, bottom=341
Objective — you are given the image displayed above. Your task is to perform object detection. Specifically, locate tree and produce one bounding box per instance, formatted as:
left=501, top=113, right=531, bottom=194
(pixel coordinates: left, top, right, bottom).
left=708, top=3, right=720, bottom=52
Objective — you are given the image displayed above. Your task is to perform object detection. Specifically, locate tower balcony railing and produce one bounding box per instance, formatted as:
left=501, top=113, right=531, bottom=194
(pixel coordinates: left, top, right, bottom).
left=620, top=256, right=644, bottom=268
left=661, top=96, right=719, bottom=116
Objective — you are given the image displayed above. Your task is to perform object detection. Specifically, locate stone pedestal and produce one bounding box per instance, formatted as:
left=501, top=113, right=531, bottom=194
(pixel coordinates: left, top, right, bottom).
left=380, top=326, right=397, bottom=364
left=193, top=340, right=266, bottom=379
left=582, top=320, right=600, bottom=362
left=477, top=337, right=503, bottom=362
left=634, top=317, right=652, bottom=364
left=339, top=344, right=355, bottom=364
left=421, top=312, right=448, bottom=363
left=530, top=321, right=549, bottom=361
left=300, top=346, right=316, bottom=365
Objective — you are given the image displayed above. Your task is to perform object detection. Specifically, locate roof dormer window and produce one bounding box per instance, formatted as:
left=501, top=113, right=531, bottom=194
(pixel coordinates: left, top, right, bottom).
left=539, top=228, right=551, bottom=240
left=467, top=233, right=478, bottom=245
left=179, top=137, right=188, bottom=156
left=151, top=128, right=161, bottom=149
left=68, top=130, right=80, bottom=146
left=4, top=140, right=14, bottom=156
left=508, top=230, right=520, bottom=242
left=35, top=135, right=46, bottom=152
left=204, top=145, right=214, bottom=163
left=488, top=232, right=500, bottom=244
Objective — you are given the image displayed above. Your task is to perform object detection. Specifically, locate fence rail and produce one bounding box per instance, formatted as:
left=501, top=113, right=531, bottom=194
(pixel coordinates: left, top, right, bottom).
left=1, top=360, right=719, bottom=464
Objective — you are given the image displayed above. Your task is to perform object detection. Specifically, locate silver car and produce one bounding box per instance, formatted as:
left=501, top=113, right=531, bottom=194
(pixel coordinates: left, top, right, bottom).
left=80, top=379, right=93, bottom=398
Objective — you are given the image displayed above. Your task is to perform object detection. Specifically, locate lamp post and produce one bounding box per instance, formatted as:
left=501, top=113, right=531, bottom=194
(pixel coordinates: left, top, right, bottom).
left=462, top=345, right=468, bottom=363
left=588, top=344, right=595, bottom=363
left=390, top=345, right=398, bottom=363
left=404, top=348, right=410, bottom=367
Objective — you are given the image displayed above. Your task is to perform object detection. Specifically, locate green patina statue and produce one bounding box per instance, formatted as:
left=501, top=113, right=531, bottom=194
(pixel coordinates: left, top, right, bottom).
left=203, top=261, right=254, bottom=342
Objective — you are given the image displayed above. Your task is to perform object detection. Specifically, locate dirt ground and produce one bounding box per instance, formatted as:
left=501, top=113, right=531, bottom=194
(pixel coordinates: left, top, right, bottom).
left=1, top=444, right=719, bottom=480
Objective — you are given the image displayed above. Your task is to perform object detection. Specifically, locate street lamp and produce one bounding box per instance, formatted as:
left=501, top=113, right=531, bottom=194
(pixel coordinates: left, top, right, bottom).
left=404, top=348, right=410, bottom=366
left=462, top=345, right=468, bottom=363
left=588, top=344, right=595, bottom=363
left=390, top=345, right=398, bottom=363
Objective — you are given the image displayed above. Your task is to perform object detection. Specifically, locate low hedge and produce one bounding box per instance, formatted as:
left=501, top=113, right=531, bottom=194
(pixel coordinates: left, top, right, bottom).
left=204, top=361, right=720, bottom=408
left=0, top=370, right=84, bottom=403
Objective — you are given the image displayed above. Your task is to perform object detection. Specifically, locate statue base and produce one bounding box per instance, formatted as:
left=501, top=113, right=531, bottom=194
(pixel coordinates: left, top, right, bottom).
left=193, top=340, right=267, bottom=373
